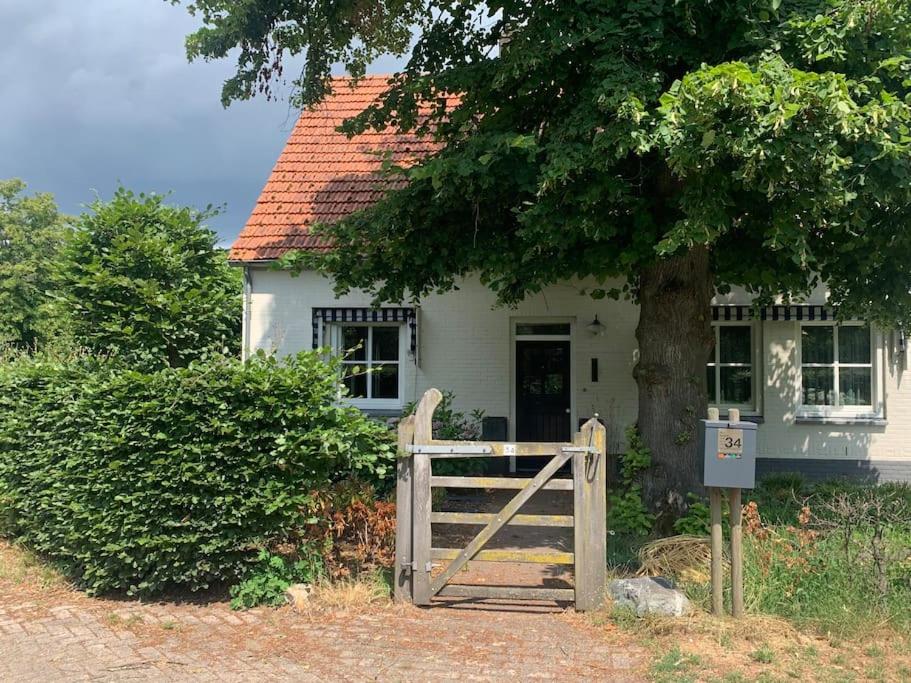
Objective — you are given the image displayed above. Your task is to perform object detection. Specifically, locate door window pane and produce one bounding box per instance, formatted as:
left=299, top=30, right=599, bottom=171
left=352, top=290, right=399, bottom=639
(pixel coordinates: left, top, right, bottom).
left=371, top=327, right=399, bottom=361
left=802, top=367, right=834, bottom=405
left=839, top=367, right=871, bottom=405
left=802, top=327, right=833, bottom=364
left=719, top=326, right=751, bottom=364
left=515, top=323, right=571, bottom=336
left=838, top=326, right=870, bottom=364
left=720, top=367, right=752, bottom=405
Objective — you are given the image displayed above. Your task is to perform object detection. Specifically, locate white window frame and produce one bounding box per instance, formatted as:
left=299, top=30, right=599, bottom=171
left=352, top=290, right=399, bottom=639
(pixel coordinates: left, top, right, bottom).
left=707, top=321, right=760, bottom=415
left=330, top=323, right=405, bottom=410
left=797, top=321, right=882, bottom=418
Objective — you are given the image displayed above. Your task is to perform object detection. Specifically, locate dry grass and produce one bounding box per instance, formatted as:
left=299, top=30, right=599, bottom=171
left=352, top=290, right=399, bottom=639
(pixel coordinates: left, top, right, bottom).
left=635, top=535, right=724, bottom=585
left=0, top=540, right=71, bottom=594
left=306, top=573, right=392, bottom=613
left=596, top=603, right=911, bottom=682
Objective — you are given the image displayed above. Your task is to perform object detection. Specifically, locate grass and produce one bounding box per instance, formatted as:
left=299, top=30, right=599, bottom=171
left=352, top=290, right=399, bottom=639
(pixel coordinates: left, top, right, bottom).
left=750, top=643, right=775, bottom=664
left=306, top=571, right=392, bottom=612
left=650, top=647, right=702, bottom=683
left=0, top=540, right=69, bottom=591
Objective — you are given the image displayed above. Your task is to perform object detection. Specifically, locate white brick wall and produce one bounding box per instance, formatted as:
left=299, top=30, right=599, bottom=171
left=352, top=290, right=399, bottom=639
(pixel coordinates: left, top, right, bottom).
left=245, top=267, right=911, bottom=464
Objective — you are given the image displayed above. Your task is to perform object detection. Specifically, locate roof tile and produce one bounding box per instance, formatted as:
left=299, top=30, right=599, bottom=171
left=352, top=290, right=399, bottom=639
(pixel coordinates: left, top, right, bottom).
left=230, top=76, right=438, bottom=262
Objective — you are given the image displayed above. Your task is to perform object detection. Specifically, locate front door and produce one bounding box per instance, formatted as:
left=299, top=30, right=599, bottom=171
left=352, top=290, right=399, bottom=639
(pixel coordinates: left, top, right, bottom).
left=515, top=340, right=572, bottom=442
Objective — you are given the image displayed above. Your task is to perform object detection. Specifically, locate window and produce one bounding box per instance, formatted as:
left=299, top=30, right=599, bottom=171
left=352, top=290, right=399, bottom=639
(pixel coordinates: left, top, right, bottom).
left=337, top=325, right=401, bottom=406
left=707, top=325, right=754, bottom=409
left=800, top=324, right=873, bottom=411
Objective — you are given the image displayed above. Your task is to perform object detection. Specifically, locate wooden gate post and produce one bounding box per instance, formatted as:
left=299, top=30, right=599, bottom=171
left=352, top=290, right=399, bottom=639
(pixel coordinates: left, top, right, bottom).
left=394, top=414, right=415, bottom=604
left=573, top=418, right=608, bottom=611
left=411, top=389, right=442, bottom=606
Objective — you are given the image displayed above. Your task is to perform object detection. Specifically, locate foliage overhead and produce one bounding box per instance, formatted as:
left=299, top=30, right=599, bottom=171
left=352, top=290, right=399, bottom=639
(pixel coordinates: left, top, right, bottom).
left=53, top=188, right=242, bottom=367
left=0, top=179, right=67, bottom=347
left=179, top=0, right=911, bottom=326
left=0, top=350, right=395, bottom=596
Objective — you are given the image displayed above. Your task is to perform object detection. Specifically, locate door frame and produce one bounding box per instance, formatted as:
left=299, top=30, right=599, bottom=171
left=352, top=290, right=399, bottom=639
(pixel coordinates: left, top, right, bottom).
left=509, top=316, right=576, bottom=472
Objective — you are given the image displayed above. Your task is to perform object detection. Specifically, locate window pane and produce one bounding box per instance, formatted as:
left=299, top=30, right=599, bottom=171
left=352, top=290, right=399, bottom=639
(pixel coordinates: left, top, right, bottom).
left=802, top=367, right=834, bottom=405
left=720, top=367, right=752, bottom=405
left=371, top=364, right=399, bottom=399
left=371, top=327, right=400, bottom=361
left=838, top=326, right=871, bottom=364
left=515, top=323, right=571, bottom=336
left=707, top=366, right=717, bottom=404
left=839, top=368, right=872, bottom=405
left=802, top=326, right=833, bottom=364
left=719, top=326, right=751, bottom=364
left=343, top=366, right=368, bottom=398
left=341, top=326, right=368, bottom=361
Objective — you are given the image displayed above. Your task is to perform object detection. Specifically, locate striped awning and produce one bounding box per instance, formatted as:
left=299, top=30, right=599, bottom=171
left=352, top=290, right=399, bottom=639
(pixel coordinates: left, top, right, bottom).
left=312, top=307, right=418, bottom=358
left=712, top=305, right=837, bottom=321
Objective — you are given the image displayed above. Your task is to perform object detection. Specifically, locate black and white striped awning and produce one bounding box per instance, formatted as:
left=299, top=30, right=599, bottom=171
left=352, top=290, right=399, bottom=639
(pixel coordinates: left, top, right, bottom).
left=712, top=305, right=837, bottom=322
left=312, top=307, right=418, bottom=357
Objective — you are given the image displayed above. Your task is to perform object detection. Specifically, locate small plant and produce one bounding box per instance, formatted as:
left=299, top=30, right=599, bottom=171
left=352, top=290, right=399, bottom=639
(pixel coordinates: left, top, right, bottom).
left=229, top=545, right=326, bottom=610
left=650, top=646, right=702, bottom=683
left=399, top=390, right=486, bottom=476
left=673, top=493, right=711, bottom=536
left=750, top=644, right=775, bottom=664
left=608, top=426, right=655, bottom=536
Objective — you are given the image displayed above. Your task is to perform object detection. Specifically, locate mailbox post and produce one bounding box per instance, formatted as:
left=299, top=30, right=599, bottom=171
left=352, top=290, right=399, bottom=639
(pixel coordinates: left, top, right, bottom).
left=701, top=408, right=757, bottom=619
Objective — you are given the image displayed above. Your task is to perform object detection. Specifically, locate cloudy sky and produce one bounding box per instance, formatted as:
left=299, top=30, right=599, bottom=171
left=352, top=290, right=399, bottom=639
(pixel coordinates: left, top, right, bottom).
left=0, top=0, right=403, bottom=244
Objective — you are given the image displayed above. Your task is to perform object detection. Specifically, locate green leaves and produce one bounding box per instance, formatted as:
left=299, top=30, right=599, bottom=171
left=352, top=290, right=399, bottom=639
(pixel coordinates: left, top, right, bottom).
left=0, top=179, right=68, bottom=348
left=52, top=188, right=241, bottom=368
left=0, top=351, right=394, bottom=596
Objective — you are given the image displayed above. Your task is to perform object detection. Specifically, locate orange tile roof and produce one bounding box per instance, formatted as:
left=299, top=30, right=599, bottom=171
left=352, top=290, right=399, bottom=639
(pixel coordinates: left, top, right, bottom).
left=230, top=75, right=439, bottom=262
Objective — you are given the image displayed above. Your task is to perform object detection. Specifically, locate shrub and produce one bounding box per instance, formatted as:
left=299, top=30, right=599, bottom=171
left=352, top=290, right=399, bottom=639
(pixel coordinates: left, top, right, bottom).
left=229, top=545, right=326, bottom=609
left=741, top=495, right=911, bottom=636
left=51, top=188, right=241, bottom=368
left=306, top=479, right=397, bottom=578
left=673, top=493, right=711, bottom=536
left=608, top=426, right=654, bottom=537
left=0, top=350, right=395, bottom=596
left=400, top=389, right=486, bottom=476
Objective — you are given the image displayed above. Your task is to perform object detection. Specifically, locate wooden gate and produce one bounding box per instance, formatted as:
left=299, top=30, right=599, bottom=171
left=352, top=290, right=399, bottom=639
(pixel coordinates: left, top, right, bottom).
left=395, top=388, right=607, bottom=611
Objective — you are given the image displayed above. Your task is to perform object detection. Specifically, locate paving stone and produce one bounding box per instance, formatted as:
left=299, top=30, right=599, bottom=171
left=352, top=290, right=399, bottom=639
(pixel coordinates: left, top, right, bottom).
left=0, top=590, right=645, bottom=681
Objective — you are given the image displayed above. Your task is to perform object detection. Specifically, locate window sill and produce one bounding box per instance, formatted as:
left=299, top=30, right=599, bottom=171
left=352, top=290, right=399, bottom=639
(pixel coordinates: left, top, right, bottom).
left=795, top=415, right=887, bottom=427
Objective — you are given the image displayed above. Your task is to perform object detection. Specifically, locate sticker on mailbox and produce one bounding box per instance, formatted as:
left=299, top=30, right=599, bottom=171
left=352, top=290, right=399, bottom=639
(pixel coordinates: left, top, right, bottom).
left=717, top=428, right=744, bottom=459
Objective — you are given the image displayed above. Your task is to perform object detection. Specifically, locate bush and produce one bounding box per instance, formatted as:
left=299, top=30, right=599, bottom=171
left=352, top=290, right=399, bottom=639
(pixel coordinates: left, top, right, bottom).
left=51, top=188, right=241, bottom=368
left=400, top=389, right=486, bottom=476
left=737, top=489, right=911, bottom=636
left=0, top=350, right=395, bottom=596
left=608, top=426, right=655, bottom=537
left=229, top=545, right=326, bottom=609
left=306, top=479, right=397, bottom=579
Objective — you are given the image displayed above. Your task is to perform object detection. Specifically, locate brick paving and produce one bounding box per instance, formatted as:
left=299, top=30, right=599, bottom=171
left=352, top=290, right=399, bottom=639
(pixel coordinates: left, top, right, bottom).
left=0, top=592, right=644, bottom=681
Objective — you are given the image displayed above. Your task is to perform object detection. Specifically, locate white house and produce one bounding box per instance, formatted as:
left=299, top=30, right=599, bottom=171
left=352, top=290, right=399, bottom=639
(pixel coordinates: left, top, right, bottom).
left=231, top=77, right=911, bottom=482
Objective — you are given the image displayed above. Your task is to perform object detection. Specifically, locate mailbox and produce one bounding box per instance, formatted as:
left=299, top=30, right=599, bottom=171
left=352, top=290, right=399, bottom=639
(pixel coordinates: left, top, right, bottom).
left=699, top=418, right=757, bottom=489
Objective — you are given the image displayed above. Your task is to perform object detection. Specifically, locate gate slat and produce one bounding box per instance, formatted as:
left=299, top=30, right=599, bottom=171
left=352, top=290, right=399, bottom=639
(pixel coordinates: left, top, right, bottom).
left=429, top=449, right=574, bottom=595
left=431, top=548, right=574, bottom=564
left=431, top=512, right=573, bottom=527
left=430, top=476, right=573, bottom=491
left=437, top=585, right=575, bottom=602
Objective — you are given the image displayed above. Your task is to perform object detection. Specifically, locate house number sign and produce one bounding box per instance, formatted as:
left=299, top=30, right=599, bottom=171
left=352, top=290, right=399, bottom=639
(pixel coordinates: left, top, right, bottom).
left=717, top=428, right=744, bottom=459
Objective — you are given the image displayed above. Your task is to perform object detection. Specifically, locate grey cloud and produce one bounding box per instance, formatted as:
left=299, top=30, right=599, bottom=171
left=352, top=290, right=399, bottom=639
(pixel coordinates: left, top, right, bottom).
left=0, top=0, right=401, bottom=244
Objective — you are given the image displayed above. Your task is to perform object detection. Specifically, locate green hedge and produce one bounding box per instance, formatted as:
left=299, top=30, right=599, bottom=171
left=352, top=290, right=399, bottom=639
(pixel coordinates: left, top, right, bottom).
left=0, top=351, right=394, bottom=595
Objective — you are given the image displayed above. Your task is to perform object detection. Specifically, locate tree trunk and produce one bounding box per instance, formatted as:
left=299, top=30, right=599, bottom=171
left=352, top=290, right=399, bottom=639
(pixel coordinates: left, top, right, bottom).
left=634, top=246, right=714, bottom=529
